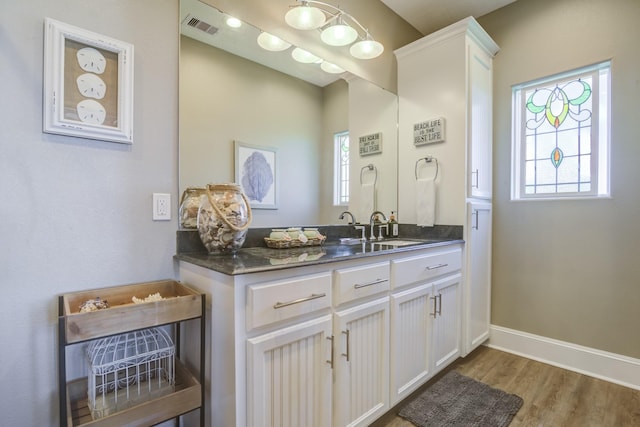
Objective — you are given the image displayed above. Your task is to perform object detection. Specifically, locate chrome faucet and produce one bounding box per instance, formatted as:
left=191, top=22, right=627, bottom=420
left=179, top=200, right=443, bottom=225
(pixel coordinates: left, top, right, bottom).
left=338, top=211, right=356, bottom=225
left=339, top=211, right=365, bottom=241
left=369, top=211, right=388, bottom=241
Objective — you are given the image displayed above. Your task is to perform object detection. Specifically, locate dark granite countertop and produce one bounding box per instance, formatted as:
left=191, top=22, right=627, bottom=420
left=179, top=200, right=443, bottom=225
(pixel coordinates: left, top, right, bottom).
left=176, top=238, right=463, bottom=275
left=175, top=225, right=464, bottom=276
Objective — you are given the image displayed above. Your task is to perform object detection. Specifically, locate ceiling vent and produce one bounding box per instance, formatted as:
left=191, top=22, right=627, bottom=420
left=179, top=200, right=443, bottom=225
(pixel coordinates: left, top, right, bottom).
left=184, top=15, right=219, bottom=35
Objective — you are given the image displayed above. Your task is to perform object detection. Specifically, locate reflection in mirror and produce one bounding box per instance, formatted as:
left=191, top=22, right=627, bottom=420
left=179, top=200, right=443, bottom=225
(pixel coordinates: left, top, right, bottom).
left=347, top=77, right=398, bottom=224
left=179, top=0, right=398, bottom=228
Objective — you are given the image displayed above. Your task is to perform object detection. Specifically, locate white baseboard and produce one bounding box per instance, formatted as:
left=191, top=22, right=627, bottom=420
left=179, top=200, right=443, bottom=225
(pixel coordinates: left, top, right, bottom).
left=487, top=325, right=640, bottom=391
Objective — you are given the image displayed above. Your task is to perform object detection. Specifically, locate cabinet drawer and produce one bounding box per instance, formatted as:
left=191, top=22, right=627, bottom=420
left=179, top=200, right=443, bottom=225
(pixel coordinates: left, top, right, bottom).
left=391, top=248, right=461, bottom=288
left=246, top=272, right=332, bottom=330
left=334, top=261, right=390, bottom=306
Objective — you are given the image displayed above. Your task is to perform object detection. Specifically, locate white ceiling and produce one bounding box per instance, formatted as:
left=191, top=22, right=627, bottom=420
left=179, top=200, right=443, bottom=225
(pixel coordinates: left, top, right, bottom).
left=381, top=0, right=518, bottom=35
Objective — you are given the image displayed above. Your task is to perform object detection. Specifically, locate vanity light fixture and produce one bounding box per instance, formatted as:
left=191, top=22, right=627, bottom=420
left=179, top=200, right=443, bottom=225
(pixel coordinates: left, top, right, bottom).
left=320, top=16, right=358, bottom=46
left=284, top=1, right=326, bottom=30
left=320, top=61, right=345, bottom=74
left=350, top=32, right=384, bottom=59
left=257, top=32, right=292, bottom=52
left=285, top=0, right=384, bottom=59
left=291, top=47, right=322, bottom=64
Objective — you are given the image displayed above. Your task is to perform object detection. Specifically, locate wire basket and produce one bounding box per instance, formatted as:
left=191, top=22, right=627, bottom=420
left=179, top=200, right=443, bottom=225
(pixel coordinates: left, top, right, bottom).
left=86, top=327, right=175, bottom=420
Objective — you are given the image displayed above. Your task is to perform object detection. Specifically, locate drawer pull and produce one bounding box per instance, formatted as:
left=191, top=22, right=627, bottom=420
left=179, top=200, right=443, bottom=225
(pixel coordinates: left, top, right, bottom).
left=426, top=263, right=448, bottom=270
left=342, top=329, right=350, bottom=361
left=430, top=295, right=438, bottom=318
left=430, top=294, right=443, bottom=318
left=273, top=293, right=326, bottom=309
left=354, top=278, right=388, bottom=289
left=326, top=336, right=334, bottom=368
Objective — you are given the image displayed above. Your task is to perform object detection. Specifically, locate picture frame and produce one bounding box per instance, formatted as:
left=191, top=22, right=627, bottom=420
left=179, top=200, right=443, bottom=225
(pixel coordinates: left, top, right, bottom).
left=234, top=141, right=278, bottom=209
left=43, top=18, right=134, bottom=144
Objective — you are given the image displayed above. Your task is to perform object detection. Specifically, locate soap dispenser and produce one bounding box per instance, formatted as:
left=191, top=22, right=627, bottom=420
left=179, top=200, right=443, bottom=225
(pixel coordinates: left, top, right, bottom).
left=388, top=211, right=399, bottom=237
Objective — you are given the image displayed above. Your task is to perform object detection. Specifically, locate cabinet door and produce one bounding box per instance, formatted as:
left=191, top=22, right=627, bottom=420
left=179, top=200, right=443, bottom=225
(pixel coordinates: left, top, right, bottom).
left=432, top=274, right=462, bottom=373
left=247, top=315, right=333, bottom=427
left=333, top=297, right=390, bottom=427
left=467, top=39, right=493, bottom=199
left=464, top=202, right=492, bottom=354
left=389, top=283, right=433, bottom=405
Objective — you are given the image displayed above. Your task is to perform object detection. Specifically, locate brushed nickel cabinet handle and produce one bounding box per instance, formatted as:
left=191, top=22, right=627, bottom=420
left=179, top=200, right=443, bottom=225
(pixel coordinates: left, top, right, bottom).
left=430, top=295, right=438, bottom=318
left=472, top=169, right=479, bottom=188
left=342, top=330, right=350, bottom=361
left=426, top=263, right=448, bottom=270
left=437, top=293, right=442, bottom=316
left=273, top=293, right=326, bottom=309
left=354, top=278, right=388, bottom=289
left=326, top=336, right=334, bottom=368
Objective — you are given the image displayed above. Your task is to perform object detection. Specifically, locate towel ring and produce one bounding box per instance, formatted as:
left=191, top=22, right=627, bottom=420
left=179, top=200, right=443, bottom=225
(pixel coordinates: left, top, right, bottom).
left=360, top=164, right=378, bottom=186
left=415, top=156, right=438, bottom=181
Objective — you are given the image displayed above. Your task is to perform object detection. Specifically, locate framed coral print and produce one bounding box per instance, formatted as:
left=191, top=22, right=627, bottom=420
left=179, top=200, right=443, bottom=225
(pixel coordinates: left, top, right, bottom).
left=43, top=18, right=134, bottom=144
left=235, top=141, right=278, bottom=209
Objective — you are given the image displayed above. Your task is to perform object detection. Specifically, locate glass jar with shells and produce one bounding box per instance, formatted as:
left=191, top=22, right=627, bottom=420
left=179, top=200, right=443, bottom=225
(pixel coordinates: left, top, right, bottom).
left=178, top=186, right=206, bottom=229
left=197, top=183, right=252, bottom=254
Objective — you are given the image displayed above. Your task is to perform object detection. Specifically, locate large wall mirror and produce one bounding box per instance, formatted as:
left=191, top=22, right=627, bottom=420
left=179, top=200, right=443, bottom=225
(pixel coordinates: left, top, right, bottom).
left=179, top=0, right=398, bottom=227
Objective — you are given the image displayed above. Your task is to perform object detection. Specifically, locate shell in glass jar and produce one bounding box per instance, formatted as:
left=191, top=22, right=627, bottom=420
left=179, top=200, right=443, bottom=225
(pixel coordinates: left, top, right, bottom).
left=197, top=183, right=252, bottom=254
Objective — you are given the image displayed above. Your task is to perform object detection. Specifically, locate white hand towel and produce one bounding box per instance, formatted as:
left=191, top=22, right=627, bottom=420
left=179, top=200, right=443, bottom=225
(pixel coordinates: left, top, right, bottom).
left=416, top=177, right=436, bottom=227
left=360, top=182, right=375, bottom=221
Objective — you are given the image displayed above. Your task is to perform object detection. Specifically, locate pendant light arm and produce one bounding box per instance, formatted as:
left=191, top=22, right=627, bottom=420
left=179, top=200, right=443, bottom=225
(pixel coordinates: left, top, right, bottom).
left=290, top=0, right=371, bottom=37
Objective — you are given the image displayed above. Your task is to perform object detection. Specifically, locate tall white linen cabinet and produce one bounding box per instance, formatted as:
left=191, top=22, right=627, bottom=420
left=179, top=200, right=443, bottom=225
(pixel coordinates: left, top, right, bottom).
left=395, top=17, right=499, bottom=356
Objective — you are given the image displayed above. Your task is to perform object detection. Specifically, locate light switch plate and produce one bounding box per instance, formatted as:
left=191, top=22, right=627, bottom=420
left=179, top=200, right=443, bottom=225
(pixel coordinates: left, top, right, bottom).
left=153, top=193, right=171, bottom=220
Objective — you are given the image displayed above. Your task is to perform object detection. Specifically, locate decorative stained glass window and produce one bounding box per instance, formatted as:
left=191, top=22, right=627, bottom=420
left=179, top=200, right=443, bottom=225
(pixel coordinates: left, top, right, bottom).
left=334, top=131, right=350, bottom=205
left=512, top=62, right=610, bottom=200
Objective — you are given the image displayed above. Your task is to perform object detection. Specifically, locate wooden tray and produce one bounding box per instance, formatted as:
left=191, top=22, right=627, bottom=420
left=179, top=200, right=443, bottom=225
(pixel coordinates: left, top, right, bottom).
left=65, top=359, right=200, bottom=427
left=61, top=280, right=202, bottom=344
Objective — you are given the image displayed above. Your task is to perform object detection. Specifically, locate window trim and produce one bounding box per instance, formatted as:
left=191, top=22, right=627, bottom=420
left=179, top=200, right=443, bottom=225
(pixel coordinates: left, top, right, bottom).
left=333, top=130, right=349, bottom=206
left=511, top=61, right=611, bottom=201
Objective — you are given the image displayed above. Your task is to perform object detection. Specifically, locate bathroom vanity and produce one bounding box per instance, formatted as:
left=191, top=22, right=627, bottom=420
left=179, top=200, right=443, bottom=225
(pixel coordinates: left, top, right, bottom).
left=176, top=236, right=466, bottom=427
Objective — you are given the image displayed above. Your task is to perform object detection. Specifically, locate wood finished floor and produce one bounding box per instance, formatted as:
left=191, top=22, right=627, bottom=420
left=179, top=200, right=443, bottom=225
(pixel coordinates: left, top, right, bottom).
left=374, top=346, right=640, bottom=427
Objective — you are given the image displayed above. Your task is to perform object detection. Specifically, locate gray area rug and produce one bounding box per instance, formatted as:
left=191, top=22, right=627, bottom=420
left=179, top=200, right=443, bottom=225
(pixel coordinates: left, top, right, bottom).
left=398, top=370, right=523, bottom=427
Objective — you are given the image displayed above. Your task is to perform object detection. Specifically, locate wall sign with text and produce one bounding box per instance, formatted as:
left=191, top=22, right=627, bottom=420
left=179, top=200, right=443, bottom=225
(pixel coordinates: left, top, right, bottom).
left=413, top=117, right=445, bottom=145
left=359, top=132, right=383, bottom=156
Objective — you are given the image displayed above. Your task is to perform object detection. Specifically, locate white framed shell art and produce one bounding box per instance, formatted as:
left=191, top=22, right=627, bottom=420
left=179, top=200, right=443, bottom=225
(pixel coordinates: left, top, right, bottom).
left=234, top=141, right=278, bottom=209
left=43, top=18, right=134, bottom=144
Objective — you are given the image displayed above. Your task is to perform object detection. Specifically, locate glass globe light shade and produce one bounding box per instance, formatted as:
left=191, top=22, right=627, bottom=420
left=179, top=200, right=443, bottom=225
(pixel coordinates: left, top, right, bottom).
left=291, top=47, right=321, bottom=63
left=320, top=61, right=345, bottom=74
left=320, top=22, right=358, bottom=46
left=257, top=32, right=292, bottom=52
left=285, top=5, right=326, bottom=30
left=350, top=38, right=384, bottom=59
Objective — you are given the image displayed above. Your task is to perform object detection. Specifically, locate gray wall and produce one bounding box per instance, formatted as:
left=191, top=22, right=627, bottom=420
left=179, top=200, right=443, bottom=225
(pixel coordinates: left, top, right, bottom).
left=0, top=1, right=179, bottom=425
left=479, top=0, right=640, bottom=358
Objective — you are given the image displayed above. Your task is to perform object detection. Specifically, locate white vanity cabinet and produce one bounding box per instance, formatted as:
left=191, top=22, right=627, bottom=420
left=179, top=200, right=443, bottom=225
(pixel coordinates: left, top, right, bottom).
left=389, top=248, right=462, bottom=405
left=395, top=17, right=498, bottom=357
left=332, top=263, right=390, bottom=427
left=467, top=37, right=495, bottom=200
left=431, top=273, right=462, bottom=371
left=246, top=272, right=333, bottom=427
left=247, top=315, right=333, bottom=427
left=464, top=201, right=492, bottom=353
left=178, top=242, right=462, bottom=427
